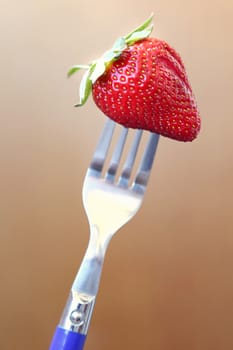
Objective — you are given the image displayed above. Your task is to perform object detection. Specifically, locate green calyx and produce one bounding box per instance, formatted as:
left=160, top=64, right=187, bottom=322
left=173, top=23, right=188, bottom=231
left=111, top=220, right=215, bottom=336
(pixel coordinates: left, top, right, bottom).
left=68, top=14, right=154, bottom=107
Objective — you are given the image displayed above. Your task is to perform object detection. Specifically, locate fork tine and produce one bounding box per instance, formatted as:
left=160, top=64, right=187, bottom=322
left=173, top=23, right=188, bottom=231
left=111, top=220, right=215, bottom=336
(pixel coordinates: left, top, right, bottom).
left=105, top=127, right=128, bottom=182
left=118, top=129, right=143, bottom=187
left=132, top=133, right=160, bottom=193
left=89, top=119, right=115, bottom=176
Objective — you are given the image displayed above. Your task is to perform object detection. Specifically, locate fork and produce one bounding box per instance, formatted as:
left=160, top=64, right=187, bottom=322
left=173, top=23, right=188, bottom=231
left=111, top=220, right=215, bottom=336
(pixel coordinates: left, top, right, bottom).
left=49, top=119, right=159, bottom=350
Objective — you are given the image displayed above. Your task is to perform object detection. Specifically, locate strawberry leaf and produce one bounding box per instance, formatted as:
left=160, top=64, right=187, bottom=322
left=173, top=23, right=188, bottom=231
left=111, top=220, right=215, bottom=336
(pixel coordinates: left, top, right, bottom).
left=67, top=65, right=89, bottom=78
left=125, top=26, right=154, bottom=45
left=89, top=59, right=106, bottom=83
left=102, top=50, right=118, bottom=62
left=124, top=13, right=154, bottom=42
left=112, top=37, right=127, bottom=53
left=75, top=66, right=94, bottom=106
left=90, top=39, right=127, bottom=83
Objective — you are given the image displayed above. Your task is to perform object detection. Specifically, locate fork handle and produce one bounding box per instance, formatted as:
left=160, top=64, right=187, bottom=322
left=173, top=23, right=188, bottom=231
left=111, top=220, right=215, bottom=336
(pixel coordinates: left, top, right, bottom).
left=49, top=327, right=86, bottom=350
left=49, top=290, right=95, bottom=350
left=49, top=227, right=109, bottom=350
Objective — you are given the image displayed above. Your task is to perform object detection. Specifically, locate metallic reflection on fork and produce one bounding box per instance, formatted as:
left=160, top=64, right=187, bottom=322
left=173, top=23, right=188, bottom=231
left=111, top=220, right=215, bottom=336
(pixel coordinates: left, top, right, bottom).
left=49, top=119, right=159, bottom=350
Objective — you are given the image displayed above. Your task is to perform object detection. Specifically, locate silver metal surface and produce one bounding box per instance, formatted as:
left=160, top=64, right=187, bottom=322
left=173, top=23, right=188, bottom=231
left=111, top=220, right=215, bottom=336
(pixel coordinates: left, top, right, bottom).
left=59, top=291, right=95, bottom=334
left=59, top=119, right=160, bottom=335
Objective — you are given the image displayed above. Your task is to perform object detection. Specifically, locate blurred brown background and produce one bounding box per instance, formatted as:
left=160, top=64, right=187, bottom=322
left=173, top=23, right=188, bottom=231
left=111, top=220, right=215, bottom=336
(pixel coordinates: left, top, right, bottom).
left=1, top=0, right=233, bottom=349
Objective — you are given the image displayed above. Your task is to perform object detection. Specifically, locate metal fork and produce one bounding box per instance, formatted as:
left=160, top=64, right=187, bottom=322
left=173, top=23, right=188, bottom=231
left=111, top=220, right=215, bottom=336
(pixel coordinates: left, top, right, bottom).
left=49, top=119, right=159, bottom=350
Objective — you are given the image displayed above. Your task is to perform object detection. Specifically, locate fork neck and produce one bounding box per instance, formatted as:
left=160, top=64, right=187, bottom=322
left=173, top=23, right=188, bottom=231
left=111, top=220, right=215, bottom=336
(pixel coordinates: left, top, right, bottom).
left=71, top=224, right=112, bottom=298
left=87, top=224, right=112, bottom=259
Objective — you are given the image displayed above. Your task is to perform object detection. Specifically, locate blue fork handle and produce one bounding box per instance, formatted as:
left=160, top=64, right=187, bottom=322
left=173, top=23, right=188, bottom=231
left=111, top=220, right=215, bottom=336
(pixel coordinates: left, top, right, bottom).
left=49, top=326, right=86, bottom=350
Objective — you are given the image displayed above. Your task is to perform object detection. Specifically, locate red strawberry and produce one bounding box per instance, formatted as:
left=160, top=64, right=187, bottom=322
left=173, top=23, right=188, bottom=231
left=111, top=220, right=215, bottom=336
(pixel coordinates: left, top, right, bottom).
left=68, top=15, right=201, bottom=142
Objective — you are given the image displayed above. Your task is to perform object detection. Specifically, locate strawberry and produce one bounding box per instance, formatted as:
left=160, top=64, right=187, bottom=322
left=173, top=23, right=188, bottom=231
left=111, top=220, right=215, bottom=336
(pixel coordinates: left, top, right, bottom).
left=68, top=15, right=201, bottom=142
